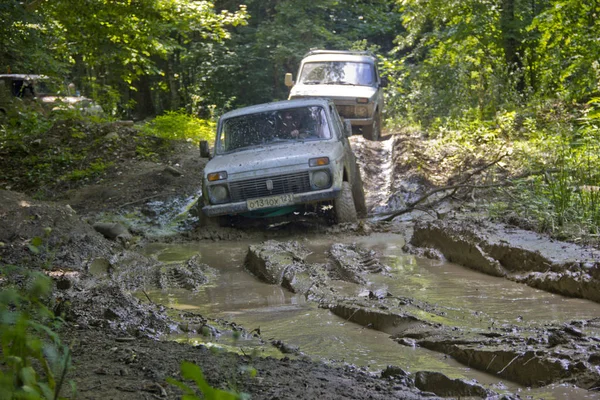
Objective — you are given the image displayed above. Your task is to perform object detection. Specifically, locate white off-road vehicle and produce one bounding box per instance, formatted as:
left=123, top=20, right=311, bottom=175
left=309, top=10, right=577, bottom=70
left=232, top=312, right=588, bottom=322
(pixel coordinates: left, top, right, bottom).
left=198, top=98, right=366, bottom=226
left=285, top=50, right=384, bottom=141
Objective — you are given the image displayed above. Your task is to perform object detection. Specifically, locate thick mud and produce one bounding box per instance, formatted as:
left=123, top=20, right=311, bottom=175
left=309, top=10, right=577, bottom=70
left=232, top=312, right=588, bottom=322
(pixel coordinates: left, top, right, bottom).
left=407, top=218, right=600, bottom=303
left=242, top=238, right=600, bottom=391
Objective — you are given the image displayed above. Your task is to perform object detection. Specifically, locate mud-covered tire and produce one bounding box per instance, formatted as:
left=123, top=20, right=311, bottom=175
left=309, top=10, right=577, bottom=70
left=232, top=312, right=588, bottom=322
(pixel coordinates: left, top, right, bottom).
left=352, top=167, right=367, bottom=218
left=196, top=200, right=227, bottom=228
left=362, top=110, right=381, bottom=141
left=334, top=181, right=358, bottom=223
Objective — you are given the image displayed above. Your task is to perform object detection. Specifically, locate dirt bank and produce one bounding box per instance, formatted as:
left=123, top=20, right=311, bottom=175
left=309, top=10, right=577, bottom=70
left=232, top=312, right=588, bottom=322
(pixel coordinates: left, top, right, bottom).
left=406, top=218, right=600, bottom=303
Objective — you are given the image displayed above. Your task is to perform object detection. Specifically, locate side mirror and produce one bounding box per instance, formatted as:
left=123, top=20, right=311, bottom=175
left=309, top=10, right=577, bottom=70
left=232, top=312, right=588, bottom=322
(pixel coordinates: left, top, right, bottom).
left=379, top=76, right=389, bottom=88
left=343, top=120, right=353, bottom=137
left=284, top=73, right=294, bottom=88
left=199, top=140, right=211, bottom=159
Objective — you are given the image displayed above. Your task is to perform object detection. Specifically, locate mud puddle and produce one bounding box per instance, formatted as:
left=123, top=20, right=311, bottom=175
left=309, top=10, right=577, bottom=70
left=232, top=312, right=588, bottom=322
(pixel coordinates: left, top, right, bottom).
left=140, top=233, right=600, bottom=398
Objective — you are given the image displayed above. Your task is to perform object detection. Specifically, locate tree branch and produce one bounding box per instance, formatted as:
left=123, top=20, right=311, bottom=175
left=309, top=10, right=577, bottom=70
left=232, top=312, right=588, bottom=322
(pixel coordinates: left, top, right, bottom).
left=377, top=153, right=510, bottom=222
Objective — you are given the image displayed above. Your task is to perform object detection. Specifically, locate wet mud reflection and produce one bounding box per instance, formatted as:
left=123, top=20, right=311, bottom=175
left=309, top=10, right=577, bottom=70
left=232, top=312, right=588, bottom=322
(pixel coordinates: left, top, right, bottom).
left=141, top=233, right=600, bottom=398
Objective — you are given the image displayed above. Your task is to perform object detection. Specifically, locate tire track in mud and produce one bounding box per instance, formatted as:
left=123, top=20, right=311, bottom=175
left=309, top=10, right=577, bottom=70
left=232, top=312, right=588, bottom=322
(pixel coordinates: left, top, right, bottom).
left=350, top=135, right=396, bottom=214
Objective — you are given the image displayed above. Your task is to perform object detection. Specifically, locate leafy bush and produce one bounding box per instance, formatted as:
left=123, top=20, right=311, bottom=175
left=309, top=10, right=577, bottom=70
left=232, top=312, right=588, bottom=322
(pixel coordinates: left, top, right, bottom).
left=141, top=111, right=216, bottom=144
left=0, top=267, right=73, bottom=399
left=167, top=361, right=249, bottom=400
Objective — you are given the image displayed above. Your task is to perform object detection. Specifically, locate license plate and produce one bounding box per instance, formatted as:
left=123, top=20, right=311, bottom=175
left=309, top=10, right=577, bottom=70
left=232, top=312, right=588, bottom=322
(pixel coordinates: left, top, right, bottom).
left=247, top=194, right=295, bottom=210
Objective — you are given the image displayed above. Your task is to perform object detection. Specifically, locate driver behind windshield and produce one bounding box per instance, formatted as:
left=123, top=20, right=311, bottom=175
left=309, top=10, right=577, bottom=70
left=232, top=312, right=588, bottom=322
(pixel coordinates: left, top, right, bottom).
left=277, top=107, right=330, bottom=140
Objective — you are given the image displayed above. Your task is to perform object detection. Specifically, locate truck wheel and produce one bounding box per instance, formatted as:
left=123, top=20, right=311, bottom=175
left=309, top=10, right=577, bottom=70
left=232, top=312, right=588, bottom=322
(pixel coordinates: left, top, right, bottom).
left=352, top=167, right=368, bottom=218
left=334, top=181, right=358, bottom=223
left=196, top=200, right=226, bottom=228
left=362, top=111, right=381, bottom=141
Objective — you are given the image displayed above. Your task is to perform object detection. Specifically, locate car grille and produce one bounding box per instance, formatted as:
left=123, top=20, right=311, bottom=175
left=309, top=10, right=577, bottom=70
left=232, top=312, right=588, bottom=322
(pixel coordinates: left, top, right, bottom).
left=229, top=172, right=312, bottom=202
left=336, top=105, right=356, bottom=118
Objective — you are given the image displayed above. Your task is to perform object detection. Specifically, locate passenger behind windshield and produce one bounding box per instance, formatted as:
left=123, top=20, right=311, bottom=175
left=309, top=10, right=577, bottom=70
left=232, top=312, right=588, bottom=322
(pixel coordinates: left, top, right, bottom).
left=218, top=106, right=331, bottom=153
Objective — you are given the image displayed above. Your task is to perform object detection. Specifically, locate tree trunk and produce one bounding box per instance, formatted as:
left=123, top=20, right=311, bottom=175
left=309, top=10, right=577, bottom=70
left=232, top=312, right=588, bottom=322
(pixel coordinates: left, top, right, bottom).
left=131, top=74, right=155, bottom=120
left=501, top=0, right=525, bottom=94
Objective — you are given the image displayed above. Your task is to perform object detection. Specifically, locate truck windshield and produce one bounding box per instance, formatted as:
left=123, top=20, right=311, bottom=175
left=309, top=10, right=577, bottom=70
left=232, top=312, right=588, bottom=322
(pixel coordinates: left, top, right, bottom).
left=299, top=61, right=375, bottom=86
left=217, top=106, right=331, bottom=154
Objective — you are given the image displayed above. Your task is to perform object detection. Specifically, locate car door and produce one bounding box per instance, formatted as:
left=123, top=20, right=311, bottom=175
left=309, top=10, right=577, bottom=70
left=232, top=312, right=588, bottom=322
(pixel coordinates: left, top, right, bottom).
left=329, top=103, right=358, bottom=185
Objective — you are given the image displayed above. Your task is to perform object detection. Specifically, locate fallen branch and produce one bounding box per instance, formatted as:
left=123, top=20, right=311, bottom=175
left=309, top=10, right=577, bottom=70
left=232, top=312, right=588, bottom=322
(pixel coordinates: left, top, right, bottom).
left=377, top=153, right=510, bottom=222
left=378, top=182, right=511, bottom=221
left=497, top=354, right=521, bottom=374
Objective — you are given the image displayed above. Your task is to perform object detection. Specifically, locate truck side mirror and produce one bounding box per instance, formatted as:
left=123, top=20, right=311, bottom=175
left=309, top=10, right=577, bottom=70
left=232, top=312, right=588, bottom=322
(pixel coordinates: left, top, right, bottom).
left=284, top=73, right=294, bottom=87
left=343, top=120, right=353, bottom=137
left=199, top=140, right=211, bottom=159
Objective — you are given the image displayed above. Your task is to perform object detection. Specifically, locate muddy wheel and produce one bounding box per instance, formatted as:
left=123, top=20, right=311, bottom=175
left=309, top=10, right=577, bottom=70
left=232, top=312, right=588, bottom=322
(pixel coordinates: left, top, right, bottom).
left=334, top=181, right=358, bottom=223
left=352, top=167, right=367, bottom=218
left=196, top=200, right=227, bottom=228
left=362, top=110, right=381, bottom=141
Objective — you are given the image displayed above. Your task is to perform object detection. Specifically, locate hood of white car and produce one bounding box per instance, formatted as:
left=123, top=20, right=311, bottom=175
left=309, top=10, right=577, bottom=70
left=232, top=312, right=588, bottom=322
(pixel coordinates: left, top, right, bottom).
left=289, top=84, right=377, bottom=101
left=205, top=141, right=344, bottom=178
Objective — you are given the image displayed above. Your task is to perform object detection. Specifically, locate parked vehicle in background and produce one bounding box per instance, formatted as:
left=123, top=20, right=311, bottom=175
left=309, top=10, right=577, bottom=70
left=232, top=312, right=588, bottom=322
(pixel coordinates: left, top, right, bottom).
left=0, top=74, right=103, bottom=120
left=198, top=98, right=366, bottom=226
left=285, top=50, right=384, bottom=141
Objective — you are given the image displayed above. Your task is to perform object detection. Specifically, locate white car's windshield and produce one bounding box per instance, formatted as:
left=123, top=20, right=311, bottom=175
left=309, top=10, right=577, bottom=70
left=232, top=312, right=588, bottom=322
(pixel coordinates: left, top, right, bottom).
left=299, top=61, right=375, bottom=86
left=217, top=106, right=331, bottom=154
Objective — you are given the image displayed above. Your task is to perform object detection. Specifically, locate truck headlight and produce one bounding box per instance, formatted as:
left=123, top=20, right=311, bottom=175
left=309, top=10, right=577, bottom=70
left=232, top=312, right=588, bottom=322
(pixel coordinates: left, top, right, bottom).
left=356, top=106, right=368, bottom=117
left=210, top=185, right=229, bottom=203
left=312, top=170, right=331, bottom=189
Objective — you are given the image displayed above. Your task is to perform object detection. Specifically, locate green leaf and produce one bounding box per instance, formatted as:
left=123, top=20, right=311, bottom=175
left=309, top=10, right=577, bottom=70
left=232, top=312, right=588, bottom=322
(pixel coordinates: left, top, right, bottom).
left=166, top=377, right=195, bottom=395
left=20, top=366, right=37, bottom=386
left=37, top=382, right=54, bottom=400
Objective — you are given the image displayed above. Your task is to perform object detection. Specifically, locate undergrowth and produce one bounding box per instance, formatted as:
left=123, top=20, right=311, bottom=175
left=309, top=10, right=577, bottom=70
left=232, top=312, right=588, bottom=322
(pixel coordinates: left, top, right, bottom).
left=0, top=108, right=214, bottom=198
left=419, top=100, right=600, bottom=245
left=140, top=110, right=216, bottom=144
left=0, top=266, right=73, bottom=399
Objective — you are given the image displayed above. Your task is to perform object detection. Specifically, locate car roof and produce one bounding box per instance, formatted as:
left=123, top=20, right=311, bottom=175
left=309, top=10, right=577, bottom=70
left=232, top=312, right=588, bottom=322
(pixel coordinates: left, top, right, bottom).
left=301, top=52, right=376, bottom=64
left=220, top=99, right=333, bottom=120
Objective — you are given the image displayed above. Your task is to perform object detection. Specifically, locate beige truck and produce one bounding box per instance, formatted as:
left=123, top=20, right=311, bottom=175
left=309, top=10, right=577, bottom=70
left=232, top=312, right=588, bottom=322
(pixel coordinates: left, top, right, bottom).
left=285, top=50, right=384, bottom=141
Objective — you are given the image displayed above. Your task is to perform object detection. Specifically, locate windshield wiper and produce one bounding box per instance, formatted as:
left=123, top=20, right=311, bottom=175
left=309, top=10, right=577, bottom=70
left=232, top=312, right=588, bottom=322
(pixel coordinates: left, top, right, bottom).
left=301, top=80, right=323, bottom=85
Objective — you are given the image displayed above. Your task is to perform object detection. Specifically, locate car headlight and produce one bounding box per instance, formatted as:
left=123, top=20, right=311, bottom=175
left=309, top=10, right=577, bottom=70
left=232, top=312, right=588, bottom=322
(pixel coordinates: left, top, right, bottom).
left=312, top=170, right=331, bottom=189
left=356, top=106, right=368, bottom=118
left=210, top=185, right=229, bottom=203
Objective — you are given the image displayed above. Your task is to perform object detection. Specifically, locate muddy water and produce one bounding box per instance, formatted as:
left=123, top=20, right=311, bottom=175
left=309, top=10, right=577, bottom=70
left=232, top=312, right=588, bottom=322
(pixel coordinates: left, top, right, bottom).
left=141, top=233, right=600, bottom=398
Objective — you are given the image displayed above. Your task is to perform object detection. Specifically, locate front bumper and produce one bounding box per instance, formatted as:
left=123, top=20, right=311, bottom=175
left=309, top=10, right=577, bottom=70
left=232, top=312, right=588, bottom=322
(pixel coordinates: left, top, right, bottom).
left=345, top=117, right=373, bottom=127
left=203, top=187, right=340, bottom=217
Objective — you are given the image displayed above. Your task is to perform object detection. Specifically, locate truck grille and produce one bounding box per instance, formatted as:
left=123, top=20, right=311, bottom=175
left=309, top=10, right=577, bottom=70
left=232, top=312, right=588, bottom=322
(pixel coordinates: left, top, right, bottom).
left=229, top=172, right=311, bottom=202
left=336, top=105, right=355, bottom=119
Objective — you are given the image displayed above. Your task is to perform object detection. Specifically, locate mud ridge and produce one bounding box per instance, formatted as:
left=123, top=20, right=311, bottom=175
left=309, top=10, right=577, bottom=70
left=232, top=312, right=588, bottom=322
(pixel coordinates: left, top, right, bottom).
left=407, top=218, right=600, bottom=303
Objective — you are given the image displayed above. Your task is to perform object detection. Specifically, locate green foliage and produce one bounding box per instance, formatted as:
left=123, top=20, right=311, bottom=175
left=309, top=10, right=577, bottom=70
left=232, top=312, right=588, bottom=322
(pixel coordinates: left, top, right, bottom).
left=141, top=111, right=216, bottom=144
left=167, top=361, right=248, bottom=400
left=529, top=0, right=600, bottom=102
left=63, top=161, right=113, bottom=182
left=0, top=267, right=73, bottom=399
